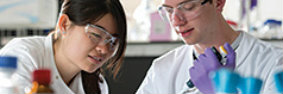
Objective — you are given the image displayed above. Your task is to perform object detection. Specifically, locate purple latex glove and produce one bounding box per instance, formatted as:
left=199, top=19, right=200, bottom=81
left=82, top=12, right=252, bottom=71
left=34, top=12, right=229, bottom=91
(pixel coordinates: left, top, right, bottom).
left=189, top=43, right=236, bottom=93
left=224, top=43, right=236, bottom=70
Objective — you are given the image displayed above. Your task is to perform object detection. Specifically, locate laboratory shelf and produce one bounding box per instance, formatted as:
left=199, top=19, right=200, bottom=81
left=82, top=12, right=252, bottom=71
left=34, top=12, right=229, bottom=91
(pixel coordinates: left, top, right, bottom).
left=125, top=40, right=283, bottom=57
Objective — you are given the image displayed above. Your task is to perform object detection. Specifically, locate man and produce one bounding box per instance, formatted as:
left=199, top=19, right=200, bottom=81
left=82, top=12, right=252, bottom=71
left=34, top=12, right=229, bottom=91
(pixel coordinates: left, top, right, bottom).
left=136, top=0, right=283, bottom=93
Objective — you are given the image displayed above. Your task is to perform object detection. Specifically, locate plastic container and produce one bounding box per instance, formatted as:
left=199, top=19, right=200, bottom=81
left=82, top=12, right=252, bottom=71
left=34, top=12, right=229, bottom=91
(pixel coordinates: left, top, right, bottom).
left=0, top=56, right=18, bottom=94
left=210, top=68, right=240, bottom=94
left=27, top=69, right=54, bottom=94
left=238, top=77, right=263, bottom=94
left=274, top=71, right=283, bottom=93
left=259, top=19, right=283, bottom=39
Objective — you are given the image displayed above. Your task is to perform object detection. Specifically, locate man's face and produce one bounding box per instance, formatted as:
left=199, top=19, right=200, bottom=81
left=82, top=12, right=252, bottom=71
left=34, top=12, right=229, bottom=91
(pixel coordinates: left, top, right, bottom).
left=161, top=0, right=219, bottom=45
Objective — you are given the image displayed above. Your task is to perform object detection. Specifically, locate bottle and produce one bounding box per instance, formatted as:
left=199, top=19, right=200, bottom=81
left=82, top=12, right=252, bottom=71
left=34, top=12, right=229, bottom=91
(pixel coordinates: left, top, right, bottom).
left=274, top=71, right=283, bottom=93
left=210, top=68, right=240, bottom=94
left=0, top=56, right=18, bottom=94
left=239, top=0, right=260, bottom=32
left=27, top=69, right=53, bottom=94
left=238, top=77, right=263, bottom=94
left=260, top=19, right=282, bottom=39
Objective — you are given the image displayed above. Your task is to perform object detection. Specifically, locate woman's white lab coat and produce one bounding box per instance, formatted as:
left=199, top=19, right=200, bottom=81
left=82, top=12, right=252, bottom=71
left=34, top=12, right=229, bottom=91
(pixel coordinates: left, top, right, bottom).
left=0, top=35, right=109, bottom=94
left=136, top=31, right=283, bottom=94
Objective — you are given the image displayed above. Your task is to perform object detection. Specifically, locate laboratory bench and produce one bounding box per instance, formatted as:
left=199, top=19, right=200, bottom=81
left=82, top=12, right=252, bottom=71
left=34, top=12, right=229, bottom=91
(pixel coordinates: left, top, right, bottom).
left=125, top=40, right=283, bottom=57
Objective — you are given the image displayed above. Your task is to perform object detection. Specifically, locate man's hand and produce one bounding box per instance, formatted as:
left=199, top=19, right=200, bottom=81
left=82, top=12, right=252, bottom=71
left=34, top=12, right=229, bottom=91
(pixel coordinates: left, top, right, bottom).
left=189, top=43, right=236, bottom=93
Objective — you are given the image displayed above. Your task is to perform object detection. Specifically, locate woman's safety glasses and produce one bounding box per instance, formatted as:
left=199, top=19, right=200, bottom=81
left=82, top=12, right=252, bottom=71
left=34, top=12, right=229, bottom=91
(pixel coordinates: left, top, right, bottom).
left=85, top=24, right=119, bottom=52
left=158, top=0, right=209, bottom=22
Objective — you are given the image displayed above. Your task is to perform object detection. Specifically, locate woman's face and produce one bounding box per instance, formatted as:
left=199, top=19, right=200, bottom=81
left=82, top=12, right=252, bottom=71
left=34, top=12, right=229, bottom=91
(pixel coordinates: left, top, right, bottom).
left=62, top=13, right=118, bottom=73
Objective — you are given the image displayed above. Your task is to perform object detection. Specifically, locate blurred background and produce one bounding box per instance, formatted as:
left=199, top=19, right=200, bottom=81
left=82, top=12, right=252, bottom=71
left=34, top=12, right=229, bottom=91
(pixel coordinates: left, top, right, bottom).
left=0, top=0, right=282, bottom=94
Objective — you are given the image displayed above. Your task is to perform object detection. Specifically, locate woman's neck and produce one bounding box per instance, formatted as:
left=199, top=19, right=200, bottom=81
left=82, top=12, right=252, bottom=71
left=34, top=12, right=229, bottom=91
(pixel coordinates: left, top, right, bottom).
left=53, top=35, right=80, bottom=85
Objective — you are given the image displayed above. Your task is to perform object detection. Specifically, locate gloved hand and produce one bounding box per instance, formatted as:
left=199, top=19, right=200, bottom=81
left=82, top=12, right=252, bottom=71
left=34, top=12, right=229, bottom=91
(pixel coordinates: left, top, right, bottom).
left=224, top=43, right=236, bottom=70
left=189, top=43, right=236, bottom=93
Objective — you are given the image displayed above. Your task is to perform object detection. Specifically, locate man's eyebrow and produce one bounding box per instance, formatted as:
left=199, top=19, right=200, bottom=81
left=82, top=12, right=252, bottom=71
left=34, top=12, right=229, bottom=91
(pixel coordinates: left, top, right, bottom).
left=161, top=0, right=193, bottom=8
left=178, top=0, right=194, bottom=5
left=161, top=4, right=173, bottom=8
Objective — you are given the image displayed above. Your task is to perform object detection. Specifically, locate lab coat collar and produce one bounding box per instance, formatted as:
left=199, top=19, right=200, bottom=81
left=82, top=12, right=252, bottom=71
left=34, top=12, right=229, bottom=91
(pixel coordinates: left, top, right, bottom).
left=234, top=31, right=257, bottom=68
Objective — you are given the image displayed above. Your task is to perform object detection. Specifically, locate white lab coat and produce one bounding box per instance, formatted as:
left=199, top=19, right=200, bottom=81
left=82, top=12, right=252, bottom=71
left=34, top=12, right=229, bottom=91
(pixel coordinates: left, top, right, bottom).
left=0, top=34, right=109, bottom=94
left=136, top=31, right=283, bottom=94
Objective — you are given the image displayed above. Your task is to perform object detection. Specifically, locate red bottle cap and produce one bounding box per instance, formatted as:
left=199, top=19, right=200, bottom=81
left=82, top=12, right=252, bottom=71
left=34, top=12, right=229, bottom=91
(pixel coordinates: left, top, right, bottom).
left=32, top=69, right=51, bottom=85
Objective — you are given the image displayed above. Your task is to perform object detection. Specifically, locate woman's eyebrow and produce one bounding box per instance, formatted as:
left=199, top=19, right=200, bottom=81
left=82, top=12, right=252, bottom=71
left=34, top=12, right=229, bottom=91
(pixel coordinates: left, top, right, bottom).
left=95, top=24, right=119, bottom=37
left=94, top=24, right=108, bottom=32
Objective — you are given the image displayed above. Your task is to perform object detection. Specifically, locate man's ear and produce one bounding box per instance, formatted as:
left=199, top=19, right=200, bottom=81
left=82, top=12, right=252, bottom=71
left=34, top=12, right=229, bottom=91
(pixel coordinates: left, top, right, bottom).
left=57, top=14, right=72, bottom=35
left=214, top=0, right=226, bottom=13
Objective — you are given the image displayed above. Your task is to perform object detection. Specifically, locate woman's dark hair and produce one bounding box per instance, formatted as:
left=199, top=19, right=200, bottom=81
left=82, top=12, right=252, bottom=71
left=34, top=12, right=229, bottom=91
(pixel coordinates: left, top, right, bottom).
left=60, top=0, right=127, bottom=93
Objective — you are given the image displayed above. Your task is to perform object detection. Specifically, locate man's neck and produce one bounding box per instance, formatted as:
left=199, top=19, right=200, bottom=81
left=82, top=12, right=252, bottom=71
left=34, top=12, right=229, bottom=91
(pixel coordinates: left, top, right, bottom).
left=193, top=18, right=240, bottom=54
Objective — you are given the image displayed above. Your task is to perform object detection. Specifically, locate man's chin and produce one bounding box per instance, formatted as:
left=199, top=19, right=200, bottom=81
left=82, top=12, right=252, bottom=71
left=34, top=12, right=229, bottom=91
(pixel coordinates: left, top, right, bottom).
left=182, top=38, right=195, bottom=45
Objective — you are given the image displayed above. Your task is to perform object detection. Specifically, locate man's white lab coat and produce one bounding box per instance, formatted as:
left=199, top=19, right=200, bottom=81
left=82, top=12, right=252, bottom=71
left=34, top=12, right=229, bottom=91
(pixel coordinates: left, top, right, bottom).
left=137, top=31, right=283, bottom=94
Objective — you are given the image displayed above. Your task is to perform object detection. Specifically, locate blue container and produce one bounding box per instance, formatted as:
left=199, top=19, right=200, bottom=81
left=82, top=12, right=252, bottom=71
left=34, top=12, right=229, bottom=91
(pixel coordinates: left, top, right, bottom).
left=274, top=71, right=283, bottom=93
left=210, top=68, right=240, bottom=93
left=238, top=77, right=263, bottom=94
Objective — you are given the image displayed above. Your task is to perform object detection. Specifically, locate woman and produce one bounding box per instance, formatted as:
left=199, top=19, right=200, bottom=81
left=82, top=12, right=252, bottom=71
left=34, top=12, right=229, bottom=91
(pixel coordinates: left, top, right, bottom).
left=0, top=0, right=127, bottom=94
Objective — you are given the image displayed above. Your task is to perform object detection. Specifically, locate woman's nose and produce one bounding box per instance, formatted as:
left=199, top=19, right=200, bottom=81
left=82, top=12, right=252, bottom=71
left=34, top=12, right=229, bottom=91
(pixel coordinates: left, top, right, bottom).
left=95, top=44, right=110, bottom=55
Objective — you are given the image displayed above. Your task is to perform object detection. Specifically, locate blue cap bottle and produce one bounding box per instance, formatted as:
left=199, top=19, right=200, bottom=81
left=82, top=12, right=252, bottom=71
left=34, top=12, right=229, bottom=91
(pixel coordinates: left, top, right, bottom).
left=0, top=56, right=18, bottom=94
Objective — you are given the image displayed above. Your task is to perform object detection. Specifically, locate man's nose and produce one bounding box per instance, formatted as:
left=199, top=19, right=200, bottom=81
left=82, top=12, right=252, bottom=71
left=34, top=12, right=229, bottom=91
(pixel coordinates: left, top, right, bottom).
left=171, top=9, right=187, bottom=27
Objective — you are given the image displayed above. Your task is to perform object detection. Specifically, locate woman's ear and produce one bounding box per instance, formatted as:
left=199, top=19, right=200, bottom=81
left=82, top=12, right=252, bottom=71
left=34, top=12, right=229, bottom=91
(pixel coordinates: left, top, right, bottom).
left=214, top=0, right=226, bottom=13
left=57, top=14, right=72, bottom=35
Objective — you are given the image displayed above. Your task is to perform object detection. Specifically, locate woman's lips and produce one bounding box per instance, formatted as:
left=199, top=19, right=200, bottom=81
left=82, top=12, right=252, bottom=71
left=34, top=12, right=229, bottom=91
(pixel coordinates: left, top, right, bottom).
left=88, top=55, right=102, bottom=64
left=180, top=28, right=194, bottom=37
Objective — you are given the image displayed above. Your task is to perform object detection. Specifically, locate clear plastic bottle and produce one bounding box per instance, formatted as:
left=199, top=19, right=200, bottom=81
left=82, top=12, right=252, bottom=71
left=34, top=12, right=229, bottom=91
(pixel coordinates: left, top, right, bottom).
left=0, top=56, right=18, bottom=94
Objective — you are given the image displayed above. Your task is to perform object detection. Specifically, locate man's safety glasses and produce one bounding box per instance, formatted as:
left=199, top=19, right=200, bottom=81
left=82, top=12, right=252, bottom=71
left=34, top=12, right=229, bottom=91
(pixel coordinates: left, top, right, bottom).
left=158, top=0, right=210, bottom=22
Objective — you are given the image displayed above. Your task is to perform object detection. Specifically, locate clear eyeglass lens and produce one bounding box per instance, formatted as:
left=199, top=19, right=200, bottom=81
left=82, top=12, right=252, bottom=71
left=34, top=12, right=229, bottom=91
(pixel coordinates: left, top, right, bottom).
left=158, top=0, right=203, bottom=22
left=86, top=25, right=118, bottom=51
